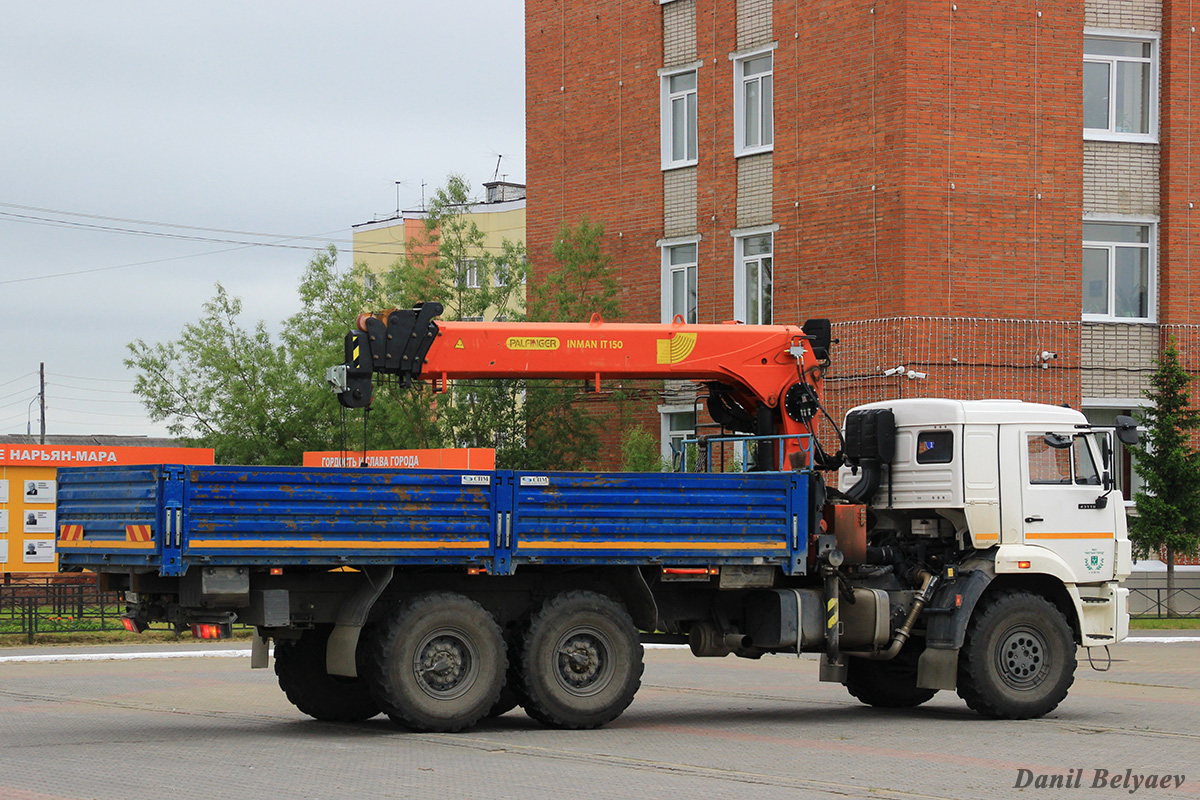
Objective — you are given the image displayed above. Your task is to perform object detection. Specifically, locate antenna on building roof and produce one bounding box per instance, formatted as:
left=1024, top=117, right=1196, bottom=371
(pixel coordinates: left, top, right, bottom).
left=394, top=181, right=402, bottom=217
left=491, top=153, right=503, bottom=183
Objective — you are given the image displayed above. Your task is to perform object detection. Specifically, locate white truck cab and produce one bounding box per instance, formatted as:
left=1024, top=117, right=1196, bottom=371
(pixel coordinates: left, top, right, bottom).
left=838, top=398, right=1131, bottom=678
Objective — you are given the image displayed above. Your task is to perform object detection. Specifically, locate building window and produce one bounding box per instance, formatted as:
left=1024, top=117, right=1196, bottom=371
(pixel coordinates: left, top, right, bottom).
left=457, top=259, right=481, bottom=289
left=734, top=49, right=773, bottom=156
left=1084, top=34, right=1157, bottom=141
left=734, top=231, right=773, bottom=324
left=1082, top=221, right=1155, bottom=321
left=661, top=68, right=698, bottom=169
left=661, top=242, right=698, bottom=323
left=659, top=407, right=697, bottom=467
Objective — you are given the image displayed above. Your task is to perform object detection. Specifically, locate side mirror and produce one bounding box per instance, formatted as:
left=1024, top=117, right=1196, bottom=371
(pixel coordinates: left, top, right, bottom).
left=1115, top=415, right=1139, bottom=446
left=1043, top=432, right=1073, bottom=449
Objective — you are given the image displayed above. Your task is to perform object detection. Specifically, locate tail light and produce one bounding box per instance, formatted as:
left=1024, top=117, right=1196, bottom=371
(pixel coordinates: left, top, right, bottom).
left=191, top=622, right=233, bottom=640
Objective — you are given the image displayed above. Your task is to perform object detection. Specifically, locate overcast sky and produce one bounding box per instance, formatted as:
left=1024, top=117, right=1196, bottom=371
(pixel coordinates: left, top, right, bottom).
left=0, top=2, right=525, bottom=440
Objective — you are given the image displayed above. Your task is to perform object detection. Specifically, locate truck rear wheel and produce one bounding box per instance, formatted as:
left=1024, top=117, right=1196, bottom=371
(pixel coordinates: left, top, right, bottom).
left=518, top=591, right=643, bottom=729
left=845, top=640, right=938, bottom=708
left=956, top=590, right=1076, bottom=719
left=274, top=625, right=381, bottom=722
left=365, top=592, right=506, bottom=733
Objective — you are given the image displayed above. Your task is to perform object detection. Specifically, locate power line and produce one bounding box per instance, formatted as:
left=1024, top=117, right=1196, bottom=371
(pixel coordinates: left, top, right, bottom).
left=0, top=209, right=349, bottom=252
left=0, top=201, right=527, bottom=287
left=45, top=381, right=142, bottom=397
left=0, top=201, right=349, bottom=243
left=47, top=396, right=145, bottom=408
left=0, top=372, right=37, bottom=389
left=0, top=385, right=38, bottom=404
left=46, top=372, right=135, bottom=384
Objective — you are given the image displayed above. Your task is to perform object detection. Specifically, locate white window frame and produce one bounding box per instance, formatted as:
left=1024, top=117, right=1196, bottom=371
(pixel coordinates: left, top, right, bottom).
left=732, top=225, right=777, bottom=324
left=660, top=63, right=701, bottom=170
left=658, top=235, right=700, bottom=323
left=731, top=44, right=776, bottom=157
left=1082, top=216, right=1157, bottom=323
left=1083, top=30, right=1159, bottom=143
left=658, top=404, right=697, bottom=466
left=458, top=258, right=481, bottom=289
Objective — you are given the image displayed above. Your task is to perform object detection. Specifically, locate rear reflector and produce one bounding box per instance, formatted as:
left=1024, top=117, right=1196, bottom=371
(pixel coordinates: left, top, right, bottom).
left=121, top=617, right=148, bottom=634
left=191, top=622, right=233, bottom=640
left=662, top=567, right=719, bottom=576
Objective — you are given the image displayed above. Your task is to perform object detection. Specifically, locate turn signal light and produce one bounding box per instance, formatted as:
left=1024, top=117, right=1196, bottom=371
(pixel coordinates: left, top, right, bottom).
left=191, top=622, right=232, bottom=640
left=1017, top=560, right=1032, bottom=570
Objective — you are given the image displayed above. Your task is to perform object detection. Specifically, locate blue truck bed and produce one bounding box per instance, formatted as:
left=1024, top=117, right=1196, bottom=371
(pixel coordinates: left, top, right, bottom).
left=56, top=465, right=811, bottom=577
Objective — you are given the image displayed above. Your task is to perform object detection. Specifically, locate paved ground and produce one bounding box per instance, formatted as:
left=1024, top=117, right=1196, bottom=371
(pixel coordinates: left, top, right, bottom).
left=0, top=637, right=1197, bottom=800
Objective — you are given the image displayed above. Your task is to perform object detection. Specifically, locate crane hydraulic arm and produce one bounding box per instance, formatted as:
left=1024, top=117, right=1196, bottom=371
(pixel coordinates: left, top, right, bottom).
left=328, top=302, right=833, bottom=468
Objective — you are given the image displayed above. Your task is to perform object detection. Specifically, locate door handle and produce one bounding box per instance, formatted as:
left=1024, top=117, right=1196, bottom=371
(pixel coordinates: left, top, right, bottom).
left=1024, top=516, right=1043, bottom=523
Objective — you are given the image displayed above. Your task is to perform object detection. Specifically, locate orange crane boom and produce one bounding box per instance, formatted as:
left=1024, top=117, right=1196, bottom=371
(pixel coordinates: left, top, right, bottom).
left=329, top=303, right=833, bottom=469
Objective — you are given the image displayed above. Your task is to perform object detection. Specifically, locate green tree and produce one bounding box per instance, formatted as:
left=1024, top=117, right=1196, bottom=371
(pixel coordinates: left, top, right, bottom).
left=505, top=217, right=625, bottom=471
left=529, top=217, right=619, bottom=324
left=385, top=174, right=526, bottom=323
left=124, top=196, right=622, bottom=472
left=1129, top=336, right=1200, bottom=613
left=620, top=426, right=667, bottom=472
left=126, top=246, right=433, bottom=464
left=379, top=175, right=529, bottom=456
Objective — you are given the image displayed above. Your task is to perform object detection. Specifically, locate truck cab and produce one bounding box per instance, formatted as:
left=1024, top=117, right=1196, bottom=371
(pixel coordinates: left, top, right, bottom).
left=839, top=398, right=1131, bottom=670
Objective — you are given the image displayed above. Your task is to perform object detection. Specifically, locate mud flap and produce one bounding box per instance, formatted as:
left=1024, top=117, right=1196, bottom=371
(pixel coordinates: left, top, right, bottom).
left=327, top=566, right=394, bottom=678
left=917, top=646, right=959, bottom=690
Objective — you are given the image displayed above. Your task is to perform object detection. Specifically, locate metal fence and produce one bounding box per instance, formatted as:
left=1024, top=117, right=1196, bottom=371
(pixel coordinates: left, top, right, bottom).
left=0, top=575, right=128, bottom=643
left=1129, top=588, right=1200, bottom=619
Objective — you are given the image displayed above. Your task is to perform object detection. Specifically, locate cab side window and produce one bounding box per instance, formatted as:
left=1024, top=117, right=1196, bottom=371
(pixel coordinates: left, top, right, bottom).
left=1027, top=435, right=1073, bottom=484
left=916, top=431, right=953, bottom=464
left=1074, top=438, right=1102, bottom=486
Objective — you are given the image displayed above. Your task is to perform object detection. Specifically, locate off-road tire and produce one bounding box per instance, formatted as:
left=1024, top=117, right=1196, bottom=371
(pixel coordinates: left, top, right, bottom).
left=956, top=591, right=1076, bottom=719
left=518, top=591, right=643, bottom=730
left=274, top=625, right=381, bottom=722
left=846, top=639, right=938, bottom=708
left=365, top=592, right=506, bottom=733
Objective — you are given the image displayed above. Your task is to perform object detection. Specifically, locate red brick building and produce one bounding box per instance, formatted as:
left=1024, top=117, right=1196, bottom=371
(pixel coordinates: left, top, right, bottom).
left=526, top=0, right=1200, bottom=490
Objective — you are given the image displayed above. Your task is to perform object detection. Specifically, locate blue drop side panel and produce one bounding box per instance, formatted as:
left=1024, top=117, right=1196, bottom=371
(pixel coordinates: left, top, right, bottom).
left=180, top=466, right=496, bottom=566
left=55, top=465, right=164, bottom=570
left=511, top=471, right=801, bottom=565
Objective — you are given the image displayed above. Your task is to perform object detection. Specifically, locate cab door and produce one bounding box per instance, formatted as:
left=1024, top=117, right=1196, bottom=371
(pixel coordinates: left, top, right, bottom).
left=1020, top=431, right=1116, bottom=581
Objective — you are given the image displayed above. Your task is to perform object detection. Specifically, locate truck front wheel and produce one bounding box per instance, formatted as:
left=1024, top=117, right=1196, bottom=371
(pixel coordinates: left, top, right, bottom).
left=518, top=591, right=643, bottom=729
left=274, top=625, right=381, bottom=722
left=365, top=592, right=506, bottom=732
left=956, top=590, right=1076, bottom=719
left=845, top=640, right=938, bottom=708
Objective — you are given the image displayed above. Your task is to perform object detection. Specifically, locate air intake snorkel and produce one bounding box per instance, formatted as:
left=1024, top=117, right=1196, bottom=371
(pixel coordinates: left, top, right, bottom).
left=842, top=408, right=896, bottom=504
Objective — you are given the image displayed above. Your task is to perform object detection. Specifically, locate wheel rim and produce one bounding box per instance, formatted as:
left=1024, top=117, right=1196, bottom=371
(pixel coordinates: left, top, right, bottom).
left=412, top=628, right=478, bottom=701
left=995, top=624, right=1049, bottom=690
left=553, top=625, right=614, bottom=697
